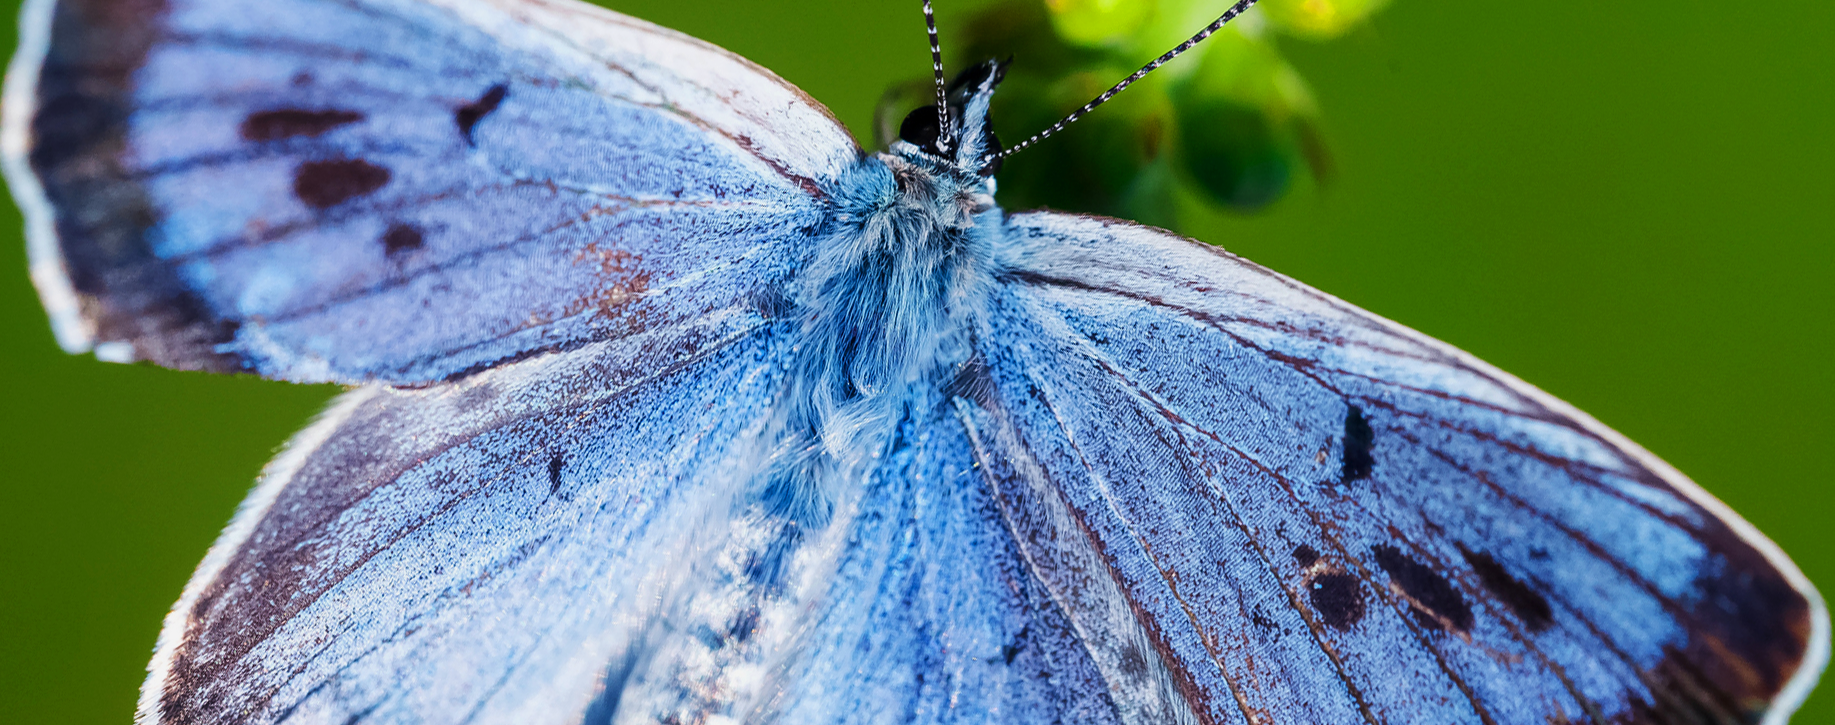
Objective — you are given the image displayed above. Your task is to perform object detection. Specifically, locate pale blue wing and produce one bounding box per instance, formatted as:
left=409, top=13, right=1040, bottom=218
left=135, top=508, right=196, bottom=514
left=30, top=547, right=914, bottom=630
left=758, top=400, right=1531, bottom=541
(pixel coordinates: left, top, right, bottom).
left=4, top=0, right=854, bottom=383
left=140, top=306, right=790, bottom=724
left=756, top=387, right=1128, bottom=725
left=952, top=211, right=1828, bottom=725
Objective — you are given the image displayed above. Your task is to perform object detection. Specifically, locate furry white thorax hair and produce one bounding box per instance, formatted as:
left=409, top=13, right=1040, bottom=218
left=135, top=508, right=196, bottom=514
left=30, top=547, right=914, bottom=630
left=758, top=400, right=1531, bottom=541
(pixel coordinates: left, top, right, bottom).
left=763, top=68, right=1006, bottom=527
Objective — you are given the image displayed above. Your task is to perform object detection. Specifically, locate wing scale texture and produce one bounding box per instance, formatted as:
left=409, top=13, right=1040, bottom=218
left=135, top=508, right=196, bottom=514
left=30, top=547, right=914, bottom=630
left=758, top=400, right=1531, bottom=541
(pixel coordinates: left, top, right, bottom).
left=144, top=307, right=787, bottom=723
left=954, top=211, right=1826, bottom=724
left=5, top=0, right=854, bottom=383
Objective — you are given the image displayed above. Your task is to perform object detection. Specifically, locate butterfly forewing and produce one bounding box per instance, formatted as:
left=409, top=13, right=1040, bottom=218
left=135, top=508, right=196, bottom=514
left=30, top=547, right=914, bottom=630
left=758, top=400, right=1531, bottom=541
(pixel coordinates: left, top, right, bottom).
left=7, top=0, right=852, bottom=383
left=957, top=211, right=1825, bottom=724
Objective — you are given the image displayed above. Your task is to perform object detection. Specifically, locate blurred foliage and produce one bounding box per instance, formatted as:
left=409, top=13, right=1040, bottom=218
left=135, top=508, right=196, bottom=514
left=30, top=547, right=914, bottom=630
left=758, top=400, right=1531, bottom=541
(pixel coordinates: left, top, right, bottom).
left=877, top=0, right=1388, bottom=227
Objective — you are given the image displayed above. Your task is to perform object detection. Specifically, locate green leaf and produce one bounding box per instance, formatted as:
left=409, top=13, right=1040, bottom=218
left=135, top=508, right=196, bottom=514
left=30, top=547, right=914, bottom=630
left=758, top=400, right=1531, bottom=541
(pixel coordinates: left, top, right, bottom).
left=936, top=0, right=1386, bottom=224
left=1044, top=0, right=1158, bottom=49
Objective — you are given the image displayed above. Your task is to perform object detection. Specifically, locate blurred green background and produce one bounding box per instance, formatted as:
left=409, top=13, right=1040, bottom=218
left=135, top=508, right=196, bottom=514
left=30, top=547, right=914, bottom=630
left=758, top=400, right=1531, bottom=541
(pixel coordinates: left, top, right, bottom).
left=1, top=0, right=1829, bottom=721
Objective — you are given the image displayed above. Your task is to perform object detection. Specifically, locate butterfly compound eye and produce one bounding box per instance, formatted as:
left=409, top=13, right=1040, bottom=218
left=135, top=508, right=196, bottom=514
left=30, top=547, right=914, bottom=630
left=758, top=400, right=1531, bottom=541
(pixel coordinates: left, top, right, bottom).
left=898, top=106, right=944, bottom=156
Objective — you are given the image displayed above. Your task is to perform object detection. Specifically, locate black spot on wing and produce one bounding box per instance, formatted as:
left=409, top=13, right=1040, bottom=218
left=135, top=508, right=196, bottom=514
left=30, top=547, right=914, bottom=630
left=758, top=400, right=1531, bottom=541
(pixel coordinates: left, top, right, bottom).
left=293, top=158, right=390, bottom=209
left=239, top=108, right=363, bottom=141
left=727, top=606, right=761, bottom=643
left=1342, top=405, right=1375, bottom=482
left=547, top=453, right=568, bottom=500
left=456, top=83, right=508, bottom=144
left=380, top=223, right=423, bottom=256
left=1458, top=545, right=1553, bottom=633
left=1292, top=544, right=1321, bottom=567
left=1372, top=544, right=1473, bottom=633
left=1309, top=573, right=1366, bottom=629
left=999, top=626, right=1031, bottom=666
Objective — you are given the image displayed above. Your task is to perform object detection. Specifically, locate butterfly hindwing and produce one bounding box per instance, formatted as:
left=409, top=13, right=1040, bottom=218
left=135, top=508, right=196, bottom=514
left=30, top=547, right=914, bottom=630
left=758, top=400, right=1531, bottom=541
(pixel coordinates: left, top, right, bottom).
left=7, top=0, right=853, bottom=383
left=955, top=211, right=1825, bottom=724
left=143, top=305, right=788, bottom=724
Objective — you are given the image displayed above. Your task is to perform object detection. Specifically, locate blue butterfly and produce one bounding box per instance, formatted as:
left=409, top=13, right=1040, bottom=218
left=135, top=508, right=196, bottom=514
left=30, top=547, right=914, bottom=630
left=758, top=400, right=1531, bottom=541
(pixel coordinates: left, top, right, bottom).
left=4, top=0, right=1827, bottom=722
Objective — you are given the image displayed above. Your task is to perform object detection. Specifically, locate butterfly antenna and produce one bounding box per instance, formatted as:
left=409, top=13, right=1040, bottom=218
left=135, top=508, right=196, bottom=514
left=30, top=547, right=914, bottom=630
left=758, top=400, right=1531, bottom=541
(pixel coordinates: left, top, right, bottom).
left=993, top=0, right=1261, bottom=163
left=923, top=0, right=952, bottom=153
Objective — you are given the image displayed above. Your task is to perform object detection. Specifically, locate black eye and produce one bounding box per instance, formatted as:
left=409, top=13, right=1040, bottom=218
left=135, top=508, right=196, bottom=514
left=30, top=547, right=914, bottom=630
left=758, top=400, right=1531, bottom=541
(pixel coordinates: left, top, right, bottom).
left=898, top=106, right=943, bottom=156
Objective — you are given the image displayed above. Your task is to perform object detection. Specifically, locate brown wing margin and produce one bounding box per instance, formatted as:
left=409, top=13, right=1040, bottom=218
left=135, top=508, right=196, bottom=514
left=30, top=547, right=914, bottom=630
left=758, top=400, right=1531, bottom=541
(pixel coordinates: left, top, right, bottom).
left=5, top=0, right=245, bottom=369
left=2, top=0, right=860, bottom=375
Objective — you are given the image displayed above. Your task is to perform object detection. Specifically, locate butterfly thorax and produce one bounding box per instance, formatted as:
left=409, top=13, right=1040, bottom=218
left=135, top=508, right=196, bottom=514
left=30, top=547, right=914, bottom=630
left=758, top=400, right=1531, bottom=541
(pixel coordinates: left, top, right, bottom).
left=768, top=150, right=998, bottom=525
left=803, top=152, right=997, bottom=393
left=757, top=60, right=1012, bottom=529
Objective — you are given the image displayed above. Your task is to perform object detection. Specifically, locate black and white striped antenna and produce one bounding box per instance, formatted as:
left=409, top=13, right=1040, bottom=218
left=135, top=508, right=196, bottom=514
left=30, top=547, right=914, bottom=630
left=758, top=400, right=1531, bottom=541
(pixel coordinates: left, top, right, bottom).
left=991, top=0, right=1262, bottom=164
left=922, top=0, right=952, bottom=154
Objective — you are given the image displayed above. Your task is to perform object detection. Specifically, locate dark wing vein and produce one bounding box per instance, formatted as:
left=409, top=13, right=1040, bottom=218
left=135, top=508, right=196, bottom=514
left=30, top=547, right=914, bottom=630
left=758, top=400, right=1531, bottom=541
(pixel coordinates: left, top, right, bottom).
left=951, top=400, right=1139, bottom=722
left=1040, top=321, right=1382, bottom=724
left=1030, top=374, right=1260, bottom=725
left=1042, top=309, right=1488, bottom=724
left=1032, top=270, right=1741, bottom=721
left=1012, top=272, right=1690, bottom=544
left=1003, top=270, right=1453, bottom=371
left=195, top=319, right=767, bottom=717
left=1416, top=444, right=1755, bottom=713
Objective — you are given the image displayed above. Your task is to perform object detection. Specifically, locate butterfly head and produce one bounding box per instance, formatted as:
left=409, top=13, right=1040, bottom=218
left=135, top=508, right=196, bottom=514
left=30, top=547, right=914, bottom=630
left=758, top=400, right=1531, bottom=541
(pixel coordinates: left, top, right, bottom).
left=893, top=0, right=1264, bottom=182
left=893, top=59, right=1009, bottom=178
